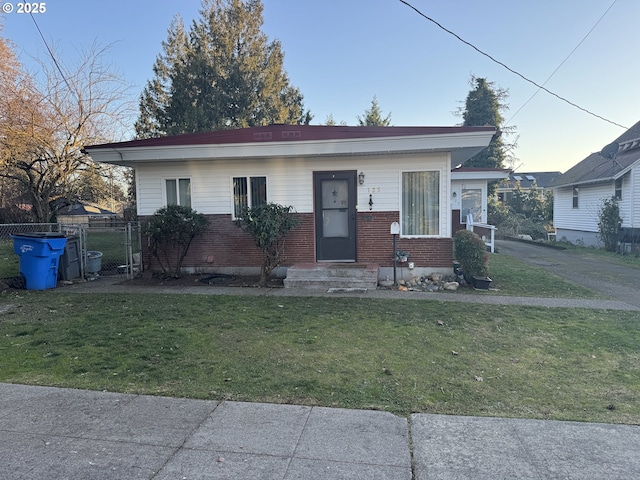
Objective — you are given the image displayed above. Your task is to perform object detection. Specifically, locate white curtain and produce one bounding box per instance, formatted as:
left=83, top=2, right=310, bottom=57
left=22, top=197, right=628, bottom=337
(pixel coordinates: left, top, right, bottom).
left=402, top=171, right=440, bottom=235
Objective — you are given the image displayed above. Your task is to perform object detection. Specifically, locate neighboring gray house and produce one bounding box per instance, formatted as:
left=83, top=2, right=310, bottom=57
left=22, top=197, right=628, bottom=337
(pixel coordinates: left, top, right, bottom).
left=550, top=120, right=640, bottom=248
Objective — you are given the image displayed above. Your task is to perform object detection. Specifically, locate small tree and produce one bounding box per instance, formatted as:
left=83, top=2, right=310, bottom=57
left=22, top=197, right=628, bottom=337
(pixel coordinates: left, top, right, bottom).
left=598, top=196, right=622, bottom=252
left=357, top=96, right=392, bottom=126
left=235, top=203, right=299, bottom=286
left=144, top=205, right=208, bottom=277
left=454, top=229, right=489, bottom=280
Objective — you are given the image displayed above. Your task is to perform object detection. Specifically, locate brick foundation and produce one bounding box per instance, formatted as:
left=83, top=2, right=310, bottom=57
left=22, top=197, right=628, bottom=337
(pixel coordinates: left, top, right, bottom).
left=141, top=212, right=454, bottom=273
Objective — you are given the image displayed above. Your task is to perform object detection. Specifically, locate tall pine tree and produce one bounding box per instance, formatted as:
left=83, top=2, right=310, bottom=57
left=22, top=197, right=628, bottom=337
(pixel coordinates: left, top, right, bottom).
left=135, top=15, right=188, bottom=139
left=135, top=0, right=310, bottom=138
left=460, top=77, right=516, bottom=169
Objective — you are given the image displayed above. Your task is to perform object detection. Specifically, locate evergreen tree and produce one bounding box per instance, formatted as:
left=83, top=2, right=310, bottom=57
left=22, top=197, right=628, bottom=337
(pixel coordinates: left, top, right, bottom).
left=324, top=113, right=346, bottom=126
left=134, top=15, right=188, bottom=139
left=460, top=77, right=516, bottom=169
left=135, top=0, right=310, bottom=137
left=357, top=96, right=392, bottom=126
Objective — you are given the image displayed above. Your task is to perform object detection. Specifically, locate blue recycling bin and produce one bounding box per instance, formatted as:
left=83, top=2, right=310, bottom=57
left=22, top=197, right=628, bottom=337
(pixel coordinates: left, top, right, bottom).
left=11, top=233, right=68, bottom=290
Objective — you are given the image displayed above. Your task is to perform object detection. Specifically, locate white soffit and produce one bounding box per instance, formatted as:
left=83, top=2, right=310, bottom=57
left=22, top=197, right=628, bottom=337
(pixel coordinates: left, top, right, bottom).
left=87, top=131, right=495, bottom=165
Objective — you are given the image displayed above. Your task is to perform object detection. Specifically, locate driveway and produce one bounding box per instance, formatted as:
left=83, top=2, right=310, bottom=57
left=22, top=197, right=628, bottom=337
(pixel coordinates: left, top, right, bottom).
left=496, top=239, right=640, bottom=308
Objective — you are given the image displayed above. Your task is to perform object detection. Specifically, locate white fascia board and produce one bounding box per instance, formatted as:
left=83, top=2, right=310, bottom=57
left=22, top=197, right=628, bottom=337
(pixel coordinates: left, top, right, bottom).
left=451, top=171, right=510, bottom=181
left=86, top=131, right=494, bottom=166
left=614, top=159, right=640, bottom=180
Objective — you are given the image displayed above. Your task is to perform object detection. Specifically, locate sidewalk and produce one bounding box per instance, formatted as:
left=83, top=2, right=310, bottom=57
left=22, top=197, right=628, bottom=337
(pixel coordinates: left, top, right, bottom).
left=2, top=383, right=639, bottom=479
left=61, top=275, right=640, bottom=311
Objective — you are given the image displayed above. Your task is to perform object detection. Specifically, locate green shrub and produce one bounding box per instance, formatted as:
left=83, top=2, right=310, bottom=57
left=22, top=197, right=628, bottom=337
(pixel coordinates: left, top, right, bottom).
left=235, top=203, right=299, bottom=286
left=454, top=229, right=489, bottom=279
left=144, top=205, right=208, bottom=277
left=499, top=213, right=549, bottom=240
left=598, top=196, right=622, bottom=252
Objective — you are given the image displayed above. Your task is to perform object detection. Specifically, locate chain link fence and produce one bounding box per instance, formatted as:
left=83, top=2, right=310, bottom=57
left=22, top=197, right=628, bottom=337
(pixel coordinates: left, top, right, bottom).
left=0, top=222, right=142, bottom=283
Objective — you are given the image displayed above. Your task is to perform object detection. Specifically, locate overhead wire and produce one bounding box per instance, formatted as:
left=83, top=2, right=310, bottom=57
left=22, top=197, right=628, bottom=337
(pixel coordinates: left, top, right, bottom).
left=22, top=0, right=77, bottom=100
left=506, top=0, right=618, bottom=126
left=398, top=0, right=630, bottom=132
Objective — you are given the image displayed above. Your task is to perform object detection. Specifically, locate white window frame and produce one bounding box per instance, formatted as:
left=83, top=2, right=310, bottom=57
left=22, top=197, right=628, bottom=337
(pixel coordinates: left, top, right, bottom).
left=572, top=187, right=579, bottom=208
left=231, top=175, right=268, bottom=219
left=163, top=177, right=191, bottom=208
left=614, top=177, right=622, bottom=200
left=399, top=169, right=442, bottom=238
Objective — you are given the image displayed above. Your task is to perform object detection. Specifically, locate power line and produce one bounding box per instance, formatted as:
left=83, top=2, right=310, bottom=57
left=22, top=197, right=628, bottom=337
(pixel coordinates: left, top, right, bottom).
left=398, top=0, right=629, bottom=132
left=22, top=1, right=77, bottom=100
left=507, top=0, right=618, bottom=125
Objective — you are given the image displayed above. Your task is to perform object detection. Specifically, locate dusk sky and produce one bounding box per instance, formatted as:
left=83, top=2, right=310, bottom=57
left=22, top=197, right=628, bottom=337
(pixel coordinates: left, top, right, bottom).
left=2, top=0, right=638, bottom=172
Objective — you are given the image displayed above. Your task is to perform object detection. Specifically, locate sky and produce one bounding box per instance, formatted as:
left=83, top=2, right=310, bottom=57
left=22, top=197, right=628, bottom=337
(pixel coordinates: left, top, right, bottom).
left=2, top=0, right=639, bottom=173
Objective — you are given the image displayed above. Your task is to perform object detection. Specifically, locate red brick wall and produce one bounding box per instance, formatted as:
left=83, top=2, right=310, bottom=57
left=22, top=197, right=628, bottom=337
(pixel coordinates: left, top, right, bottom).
left=358, top=212, right=452, bottom=267
left=140, top=214, right=315, bottom=271
left=141, top=212, right=453, bottom=272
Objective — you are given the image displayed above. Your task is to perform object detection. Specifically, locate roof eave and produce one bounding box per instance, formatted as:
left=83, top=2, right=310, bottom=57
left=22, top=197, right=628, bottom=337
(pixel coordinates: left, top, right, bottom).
left=86, top=130, right=496, bottom=166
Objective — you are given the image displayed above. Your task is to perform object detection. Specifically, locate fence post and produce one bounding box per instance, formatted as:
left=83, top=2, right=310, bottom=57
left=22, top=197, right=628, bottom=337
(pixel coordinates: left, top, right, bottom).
left=126, top=223, right=133, bottom=280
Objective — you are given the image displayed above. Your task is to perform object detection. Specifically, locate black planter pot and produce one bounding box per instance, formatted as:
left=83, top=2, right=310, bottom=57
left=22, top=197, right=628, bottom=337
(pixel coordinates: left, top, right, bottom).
left=472, top=276, right=492, bottom=290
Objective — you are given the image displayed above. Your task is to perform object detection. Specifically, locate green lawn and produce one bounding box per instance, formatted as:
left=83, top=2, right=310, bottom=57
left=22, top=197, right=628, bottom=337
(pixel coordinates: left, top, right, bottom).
left=485, top=252, right=602, bottom=298
left=0, top=240, right=19, bottom=279
left=1, top=291, right=638, bottom=424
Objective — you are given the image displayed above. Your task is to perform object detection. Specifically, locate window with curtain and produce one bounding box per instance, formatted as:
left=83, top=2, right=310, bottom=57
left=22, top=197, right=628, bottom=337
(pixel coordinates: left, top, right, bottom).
left=402, top=171, right=440, bottom=236
left=165, top=178, right=191, bottom=208
left=233, top=176, right=267, bottom=217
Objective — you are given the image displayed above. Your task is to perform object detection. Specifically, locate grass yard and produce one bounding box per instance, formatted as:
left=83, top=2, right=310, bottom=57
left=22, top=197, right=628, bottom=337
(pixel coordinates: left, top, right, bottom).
left=477, top=252, right=600, bottom=298
left=0, top=291, right=638, bottom=424
left=0, top=240, right=19, bottom=279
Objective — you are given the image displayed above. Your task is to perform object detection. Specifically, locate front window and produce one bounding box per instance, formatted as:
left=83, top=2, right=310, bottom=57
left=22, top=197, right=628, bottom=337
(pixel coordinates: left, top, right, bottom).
left=572, top=187, right=579, bottom=208
left=233, top=176, right=267, bottom=217
left=615, top=178, right=622, bottom=200
left=165, top=178, right=191, bottom=208
left=401, top=171, right=440, bottom=236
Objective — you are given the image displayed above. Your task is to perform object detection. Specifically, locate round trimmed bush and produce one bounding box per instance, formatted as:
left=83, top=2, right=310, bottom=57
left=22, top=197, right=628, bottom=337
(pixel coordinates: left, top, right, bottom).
left=454, top=230, right=489, bottom=279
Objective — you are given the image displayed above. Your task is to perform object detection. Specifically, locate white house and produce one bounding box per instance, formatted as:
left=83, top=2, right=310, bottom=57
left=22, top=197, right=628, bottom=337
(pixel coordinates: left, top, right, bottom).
left=84, top=124, right=502, bottom=278
left=551, top=120, right=640, bottom=248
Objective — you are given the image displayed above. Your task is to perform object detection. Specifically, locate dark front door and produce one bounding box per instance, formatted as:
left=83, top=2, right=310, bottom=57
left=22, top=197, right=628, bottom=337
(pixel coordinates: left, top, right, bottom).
left=314, top=171, right=357, bottom=262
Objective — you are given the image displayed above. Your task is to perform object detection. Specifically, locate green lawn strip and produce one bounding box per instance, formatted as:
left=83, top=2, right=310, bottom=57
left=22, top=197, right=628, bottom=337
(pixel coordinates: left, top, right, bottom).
left=0, top=240, right=19, bottom=279
left=482, top=252, right=602, bottom=298
left=1, top=292, right=638, bottom=424
left=558, top=242, right=640, bottom=268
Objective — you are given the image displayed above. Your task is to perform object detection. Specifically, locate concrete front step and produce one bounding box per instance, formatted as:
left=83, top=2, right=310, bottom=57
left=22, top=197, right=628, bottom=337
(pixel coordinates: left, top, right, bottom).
left=284, top=263, right=379, bottom=290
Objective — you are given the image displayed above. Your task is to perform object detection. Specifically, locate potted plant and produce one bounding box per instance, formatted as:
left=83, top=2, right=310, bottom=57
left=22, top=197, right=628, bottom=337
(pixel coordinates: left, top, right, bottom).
left=395, top=250, right=409, bottom=262
left=453, top=230, right=491, bottom=289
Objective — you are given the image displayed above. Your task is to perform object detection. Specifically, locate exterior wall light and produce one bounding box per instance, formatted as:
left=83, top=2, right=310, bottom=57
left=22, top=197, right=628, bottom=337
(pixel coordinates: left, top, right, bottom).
left=358, top=172, right=365, bottom=185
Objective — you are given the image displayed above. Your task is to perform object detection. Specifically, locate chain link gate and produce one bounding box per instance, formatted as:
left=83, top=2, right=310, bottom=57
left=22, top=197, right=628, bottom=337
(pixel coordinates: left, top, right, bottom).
left=69, top=222, right=142, bottom=280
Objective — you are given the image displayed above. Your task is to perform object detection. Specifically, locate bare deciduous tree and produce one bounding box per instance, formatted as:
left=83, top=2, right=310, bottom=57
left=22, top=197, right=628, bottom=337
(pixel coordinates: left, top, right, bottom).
left=0, top=37, right=134, bottom=221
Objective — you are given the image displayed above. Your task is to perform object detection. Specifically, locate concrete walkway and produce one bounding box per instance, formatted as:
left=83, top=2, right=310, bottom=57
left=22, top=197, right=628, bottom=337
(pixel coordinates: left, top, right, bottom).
left=60, top=274, right=640, bottom=311
left=2, top=383, right=639, bottom=480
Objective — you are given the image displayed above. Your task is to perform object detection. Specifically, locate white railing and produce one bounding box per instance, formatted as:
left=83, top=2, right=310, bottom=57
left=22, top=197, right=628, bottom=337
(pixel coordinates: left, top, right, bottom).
left=466, top=214, right=496, bottom=253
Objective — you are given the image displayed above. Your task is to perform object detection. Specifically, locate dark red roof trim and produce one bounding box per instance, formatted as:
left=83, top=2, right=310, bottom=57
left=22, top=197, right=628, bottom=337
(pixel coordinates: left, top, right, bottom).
left=85, top=124, right=498, bottom=150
